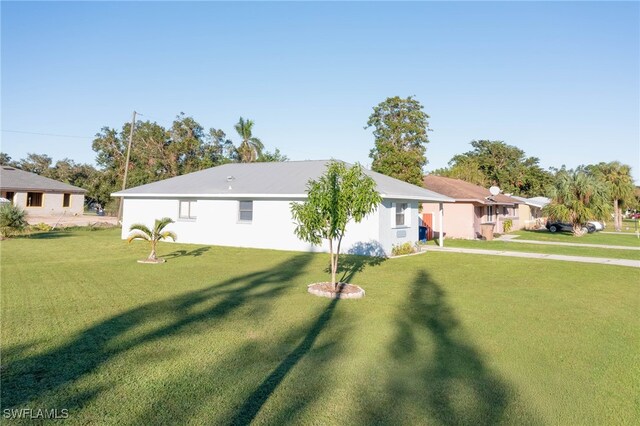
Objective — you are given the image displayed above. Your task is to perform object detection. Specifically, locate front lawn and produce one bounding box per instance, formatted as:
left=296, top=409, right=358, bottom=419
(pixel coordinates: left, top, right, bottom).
left=1, top=228, right=638, bottom=424
left=442, top=239, right=640, bottom=261
left=513, top=229, right=640, bottom=247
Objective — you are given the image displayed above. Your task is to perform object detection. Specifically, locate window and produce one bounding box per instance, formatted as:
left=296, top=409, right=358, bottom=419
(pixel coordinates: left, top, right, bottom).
left=486, top=206, right=495, bottom=222
left=26, top=192, right=43, bottom=207
left=179, top=200, right=198, bottom=219
left=239, top=200, right=253, bottom=222
left=395, top=203, right=407, bottom=226
left=63, top=193, right=71, bottom=208
left=5, top=192, right=14, bottom=202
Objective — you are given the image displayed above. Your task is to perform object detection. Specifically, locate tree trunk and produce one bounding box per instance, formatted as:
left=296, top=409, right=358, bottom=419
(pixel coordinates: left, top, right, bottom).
left=614, top=199, right=621, bottom=232
left=328, top=239, right=337, bottom=290
left=149, top=240, right=157, bottom=260
left=572, top=224, right=586, bottom=237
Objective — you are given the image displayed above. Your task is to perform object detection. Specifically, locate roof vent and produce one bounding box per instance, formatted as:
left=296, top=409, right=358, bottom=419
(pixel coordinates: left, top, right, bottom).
left=227, top=175, right=235, bottom=190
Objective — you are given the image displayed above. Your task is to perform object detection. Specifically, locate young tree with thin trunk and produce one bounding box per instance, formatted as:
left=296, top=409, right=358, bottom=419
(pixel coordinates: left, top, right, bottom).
left=127, top=217, right=177, bottom=262
left=291, top=161, right=382, bottom=290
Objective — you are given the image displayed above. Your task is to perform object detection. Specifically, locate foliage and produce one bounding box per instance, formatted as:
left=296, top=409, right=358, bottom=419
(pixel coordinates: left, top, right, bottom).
left=234, top=117, right=264, bottom=163
left=543, top=169, right=611, bottom=236
left=391, top=242, right=416, bottom=256
left=291, top=161, right=382, bottom=289
left=127, top=217, right=177, bottom=261
left=257, top=148, right=289, bottom=162
left=503, top=219, right=513, bottom=233
left=435, top=140, right=553, bottom=197
left=0, top=204, right=27, bottom=238
left=367, top=96, right=430, bottom=186
left=30, top=222, right=54, bottom=232
left=584, top=162, right=635, bottom=231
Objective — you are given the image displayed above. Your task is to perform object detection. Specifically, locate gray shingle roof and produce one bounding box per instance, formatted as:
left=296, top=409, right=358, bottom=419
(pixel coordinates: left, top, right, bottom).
left=0, top=166, right=87, bottom=193
left=112, top=160, right=453, bottom=202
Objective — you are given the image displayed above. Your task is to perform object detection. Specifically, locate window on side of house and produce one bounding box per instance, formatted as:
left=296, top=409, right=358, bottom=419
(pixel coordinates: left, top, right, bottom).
left=239, top=200, right=253, bottom=222
left=26, top=192, right=43, bottom=207
left=486, top=205, right=494, bottom=222
left=395, top=203, right=407, bottom=226
left=179, top=200, right=198, bottom=219
left=5, top=192, right=14, bottom=202
left=63, top=193, right=71, bottom=208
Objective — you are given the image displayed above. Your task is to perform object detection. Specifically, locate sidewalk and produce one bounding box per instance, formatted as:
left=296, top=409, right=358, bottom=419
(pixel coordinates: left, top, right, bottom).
left=495, top=235, right=640, bottom=251
left=426, top=246, right=640, bottom=268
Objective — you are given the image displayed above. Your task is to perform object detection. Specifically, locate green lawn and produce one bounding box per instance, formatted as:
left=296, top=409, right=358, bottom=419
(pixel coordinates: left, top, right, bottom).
left=620, top=219, right=640, bottom=233
left=2, top=228, right=639, bottom=424
left=441, top=239, right=640, bottom=261
left=513, top=229, right=640, bottom=247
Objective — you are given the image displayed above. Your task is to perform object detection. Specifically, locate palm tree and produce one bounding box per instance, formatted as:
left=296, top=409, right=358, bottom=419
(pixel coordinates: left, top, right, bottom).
left=127, top=217, right=177, bottom=262
left=543, top=170, right=611, bottom=236
left=234, top=117, right=264, bottom=163
left=588, top=162, right=635, bottom=231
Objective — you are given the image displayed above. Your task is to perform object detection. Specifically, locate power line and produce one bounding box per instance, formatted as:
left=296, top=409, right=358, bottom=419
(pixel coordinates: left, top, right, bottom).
left=1, top=129, right=93, bottom=139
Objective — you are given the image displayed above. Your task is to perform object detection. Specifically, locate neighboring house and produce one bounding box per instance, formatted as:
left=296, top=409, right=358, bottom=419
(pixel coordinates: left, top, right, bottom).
left=421, top=175, right=522, bottom=239
left=512, top=196, right=550, bottom=229
left=0, top=166, right=86, bottom=216
left=112, top=160, right=453, bottom=256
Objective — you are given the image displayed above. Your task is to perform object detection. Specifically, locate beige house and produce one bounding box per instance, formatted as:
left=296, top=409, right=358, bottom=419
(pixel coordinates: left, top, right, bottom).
left=0, top=166, right=86, bottom=216
left=512, top=196, right=550, bottom=229
left=422, top=175, right=522, bottom=240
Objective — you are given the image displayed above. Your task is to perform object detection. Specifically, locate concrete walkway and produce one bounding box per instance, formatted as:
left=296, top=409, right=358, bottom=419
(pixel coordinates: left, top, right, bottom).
left=426, top=246, right=640, bottom=268
left=495, top=235, right=640, bottom=251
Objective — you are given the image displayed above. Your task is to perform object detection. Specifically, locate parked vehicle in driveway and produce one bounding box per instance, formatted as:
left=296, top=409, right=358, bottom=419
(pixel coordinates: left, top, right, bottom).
left=587, top=221, right=605, bottom=231
left=546, top=221, right=596, bottom=234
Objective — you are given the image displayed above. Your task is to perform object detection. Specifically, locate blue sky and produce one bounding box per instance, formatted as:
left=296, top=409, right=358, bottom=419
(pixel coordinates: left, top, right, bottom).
left=2, top=1, right=639, bottom=182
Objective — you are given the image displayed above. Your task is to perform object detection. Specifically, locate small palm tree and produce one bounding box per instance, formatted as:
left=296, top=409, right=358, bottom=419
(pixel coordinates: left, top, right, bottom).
left=234, top=117, right=264, bottom=163
left=127, top=217, right=177, bottom=262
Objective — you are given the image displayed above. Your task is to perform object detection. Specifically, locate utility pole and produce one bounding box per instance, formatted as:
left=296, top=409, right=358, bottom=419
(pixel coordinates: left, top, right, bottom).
left=117, top=110, right=137, bottom=222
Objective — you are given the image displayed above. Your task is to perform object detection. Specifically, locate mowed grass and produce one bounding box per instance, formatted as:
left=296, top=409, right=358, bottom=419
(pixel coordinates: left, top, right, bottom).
left=442, top=239, right=640, bottom=261
left=1, top=228, right=639, bottom=425
left=514, top=229, right=640, bottom=247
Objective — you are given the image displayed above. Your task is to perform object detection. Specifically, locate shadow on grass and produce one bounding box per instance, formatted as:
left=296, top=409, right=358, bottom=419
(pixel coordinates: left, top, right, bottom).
left=360, top=269, right=533, bottom=424
left=14, top=231, right=72, bottom=240
left=163, top=246, right=210, bottom=259
left=324, top=253, right=386, bottom=284
left=0, top=253, right=315, bottom=412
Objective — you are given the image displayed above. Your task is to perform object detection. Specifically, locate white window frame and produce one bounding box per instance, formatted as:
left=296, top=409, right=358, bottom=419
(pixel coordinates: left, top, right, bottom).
left=238, top=200, right=253, bottom=223
left=178, top=200, right=197, bottom=220
left=392, top=202, right=410, bottom=227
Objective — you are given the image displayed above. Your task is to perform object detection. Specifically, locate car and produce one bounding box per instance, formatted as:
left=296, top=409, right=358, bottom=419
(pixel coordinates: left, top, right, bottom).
left=587, top=221, right=605, bottom=231
left=546, top=221, right=595, bottom=234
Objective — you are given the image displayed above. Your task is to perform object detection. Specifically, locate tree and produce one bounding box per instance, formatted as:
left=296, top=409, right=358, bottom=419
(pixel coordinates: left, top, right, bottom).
left=257, top=148, right=289, bottom=163
left=436, top=140, right=553, bottom=197
left=127, top=217, right=177, bottom=262
left=543, top=169, right=611, bottom=236
left=234, top=117, right=264, bottom=163
left=0, top=152, right=13, bottom=166
left=0, top=204, right=27, bottom=239
left=16, top=153, right=53, bottom=175
left=366, top=96, right=430, bottom=186
left=290, top=161, right=382, bottom=290
left=585, top=162, right=635, bottom=231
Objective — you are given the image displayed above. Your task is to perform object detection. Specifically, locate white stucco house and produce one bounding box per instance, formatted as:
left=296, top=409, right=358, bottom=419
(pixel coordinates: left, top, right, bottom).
left=0, top=166, right=86, bottom=216
left=112, top=160, right=452, bottom=256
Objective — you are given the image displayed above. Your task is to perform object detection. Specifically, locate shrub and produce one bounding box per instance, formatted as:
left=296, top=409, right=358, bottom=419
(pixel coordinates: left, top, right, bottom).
left=391, top=242, right=416, bottom=256
left=503, top=219, right=513, bottom=233
left=31, top=222, right=53, bottom=232
left=0, top=204, right=28, bottom=238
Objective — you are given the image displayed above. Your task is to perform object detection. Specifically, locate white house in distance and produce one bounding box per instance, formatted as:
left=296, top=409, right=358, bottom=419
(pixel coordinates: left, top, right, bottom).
left=112, top=160, right=453, bottom=256
left=0, top=166, right=86, bottom=216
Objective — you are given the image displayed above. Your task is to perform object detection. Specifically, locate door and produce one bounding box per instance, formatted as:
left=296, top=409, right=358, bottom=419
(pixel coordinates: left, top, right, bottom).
left=422, top=213, right=433, bottom=240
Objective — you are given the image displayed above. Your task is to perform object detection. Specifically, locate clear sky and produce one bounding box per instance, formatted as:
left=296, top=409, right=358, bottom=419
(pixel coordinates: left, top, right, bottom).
left=2, top=1, right=639, bottom=182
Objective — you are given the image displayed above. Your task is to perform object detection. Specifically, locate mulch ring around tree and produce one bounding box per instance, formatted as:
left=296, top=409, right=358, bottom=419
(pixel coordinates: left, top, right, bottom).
left=307, top=282, right=365, bottom=299
left=137, top=258, right=166, bottom=264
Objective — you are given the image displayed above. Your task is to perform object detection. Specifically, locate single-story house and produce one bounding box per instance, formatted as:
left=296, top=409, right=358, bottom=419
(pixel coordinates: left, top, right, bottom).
left=512, top=196, right=550, bottom=229
left=112, top=160, right=453, bottom=256
left=0, top=166, right=86, bottom=216
left=421, top=175, right=522, bottom=239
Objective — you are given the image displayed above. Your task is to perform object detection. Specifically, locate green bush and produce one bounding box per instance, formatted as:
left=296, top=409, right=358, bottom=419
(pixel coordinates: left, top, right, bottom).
left=0, top=204, right=28, bottom=238
left=503, top=219, right=513, bottom=233
left=391, top=242, right=416, bottom=256
left=31, top=222, right=53, bottom=232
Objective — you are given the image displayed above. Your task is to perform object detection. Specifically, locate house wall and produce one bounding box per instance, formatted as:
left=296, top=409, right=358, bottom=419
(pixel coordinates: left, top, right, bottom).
left=4, top=191, right=84, bottom=216
left=120, top=197, right=392, bottom=255
left=378, top=199, right=420, bottom=253
left=422, top=202, right=476, bottom=239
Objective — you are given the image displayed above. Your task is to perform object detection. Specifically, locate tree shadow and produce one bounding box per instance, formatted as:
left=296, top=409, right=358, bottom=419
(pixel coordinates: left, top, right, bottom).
left=324, top=253, right=386, bottom=284
left=360, top=269, right=533, bottom=424
left=14, top=231, right=72, bottom=240
left=0, top=253, right=314, bottom=412
left=163, top=246, right=210, bottom=259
